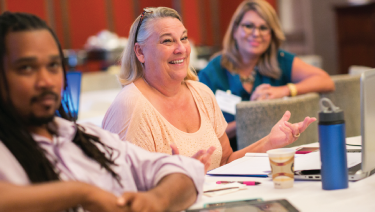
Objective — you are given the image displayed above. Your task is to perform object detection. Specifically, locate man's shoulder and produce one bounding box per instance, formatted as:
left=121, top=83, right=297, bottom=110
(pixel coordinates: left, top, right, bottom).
left=55, top=117, right=118, bottom=140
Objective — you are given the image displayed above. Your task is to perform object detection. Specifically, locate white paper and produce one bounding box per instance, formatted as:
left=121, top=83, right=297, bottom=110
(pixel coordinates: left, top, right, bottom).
left=215, top=90, right=241, bottom=115
left=208, top=156, right=270, bottom=175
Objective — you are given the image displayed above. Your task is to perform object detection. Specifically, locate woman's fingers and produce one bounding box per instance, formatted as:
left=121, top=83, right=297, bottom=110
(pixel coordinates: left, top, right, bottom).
left=250, top=92, right=260, bottom=101
left=200, top=147, right=216, bottom=173
left=283, top=116, right=317, bottom=139
left=278, top=111, right=291, bottom=125
left=250, top=84, right=271, bottom=100
left=190, top=147, right=216, bottom=173
left=284, top=121, right=299, bottom=136
left=278, top=124, right=294, bottom=145
left=284, top=116, right=317, bottom=133
left=191, top=149, right=205, bottom=159
left=297, top=117, right=317, bottom=132
left=201, top=147, right=216, bottom=163
left=170, top=144, right=180, bottom=155
left=206, top=146, right=216, bottom=155
left=256, top=83, right=271, bottom=90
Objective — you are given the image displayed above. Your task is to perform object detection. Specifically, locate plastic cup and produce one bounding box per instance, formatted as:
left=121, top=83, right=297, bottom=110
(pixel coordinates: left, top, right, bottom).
left=267, top=148, right=295, bottom=189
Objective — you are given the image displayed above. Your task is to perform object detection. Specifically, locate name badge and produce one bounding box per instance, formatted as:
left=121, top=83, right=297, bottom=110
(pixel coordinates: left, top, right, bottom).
left=215, top=90, right=242, bottom=115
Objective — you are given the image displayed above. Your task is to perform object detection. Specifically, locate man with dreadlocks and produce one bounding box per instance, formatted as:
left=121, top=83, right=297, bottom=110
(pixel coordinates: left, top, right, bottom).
left=0, top=11, right=207, bottom=212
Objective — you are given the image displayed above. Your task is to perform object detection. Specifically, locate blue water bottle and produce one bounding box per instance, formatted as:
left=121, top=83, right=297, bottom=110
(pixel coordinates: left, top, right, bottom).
left=318, top=98, right=348, bottom=190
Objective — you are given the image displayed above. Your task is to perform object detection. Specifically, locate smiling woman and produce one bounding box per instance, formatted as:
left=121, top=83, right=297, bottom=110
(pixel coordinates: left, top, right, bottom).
left=102, top=6, right=316, bottom=172
left=198, top=0, right=335, bottom=150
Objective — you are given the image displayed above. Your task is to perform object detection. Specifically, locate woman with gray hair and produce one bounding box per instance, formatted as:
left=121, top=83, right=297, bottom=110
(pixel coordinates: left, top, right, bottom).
left=103, top=7, right=316, bottom=171
left=198, top=0, right=334, bottom=150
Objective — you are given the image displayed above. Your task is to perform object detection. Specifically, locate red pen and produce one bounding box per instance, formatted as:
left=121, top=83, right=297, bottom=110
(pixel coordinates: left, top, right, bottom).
left=295, top=151, right=312, bottom=154
left=216, top=181, right=261, bottom=186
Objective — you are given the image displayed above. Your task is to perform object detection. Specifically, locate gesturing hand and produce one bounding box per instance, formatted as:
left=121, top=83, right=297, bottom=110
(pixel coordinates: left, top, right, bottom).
left=266, top=111, right=316, bottom=150
left=250, top=84, right=289, bottom=101
left=171, top=143, right=216, bottom=173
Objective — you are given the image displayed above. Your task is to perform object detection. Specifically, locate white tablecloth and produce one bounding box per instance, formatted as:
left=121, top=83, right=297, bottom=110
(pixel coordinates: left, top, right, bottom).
left=190, top=136, right=374, bottom=212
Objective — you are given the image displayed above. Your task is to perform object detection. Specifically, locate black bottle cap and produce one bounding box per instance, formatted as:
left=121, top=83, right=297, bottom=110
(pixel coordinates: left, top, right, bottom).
left=319, top=98, right=345, bottom=124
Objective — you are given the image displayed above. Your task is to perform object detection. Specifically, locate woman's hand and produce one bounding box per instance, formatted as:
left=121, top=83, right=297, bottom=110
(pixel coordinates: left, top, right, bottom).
left=171, top=144, right=216, bottom=173
left=265, top=111, right=316, bottom=151
left=250, top=84, right=290, bottom=101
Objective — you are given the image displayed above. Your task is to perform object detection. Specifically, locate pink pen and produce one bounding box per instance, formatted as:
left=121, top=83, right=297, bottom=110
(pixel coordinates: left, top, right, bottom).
left=216, top=181, right=261, bottom=186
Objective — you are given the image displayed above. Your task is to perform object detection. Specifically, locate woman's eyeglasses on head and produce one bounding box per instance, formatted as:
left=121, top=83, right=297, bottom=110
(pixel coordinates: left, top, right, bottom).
left=134, top=8, right=153, bottom=43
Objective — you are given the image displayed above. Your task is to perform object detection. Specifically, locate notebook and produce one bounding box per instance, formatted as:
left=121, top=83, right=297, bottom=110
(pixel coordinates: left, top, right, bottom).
left=295, top=69, right=375, bottom=181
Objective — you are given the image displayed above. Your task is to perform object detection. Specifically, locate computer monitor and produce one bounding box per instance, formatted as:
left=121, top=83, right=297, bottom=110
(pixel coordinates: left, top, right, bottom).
left=360, top=69, right=375, bottom=175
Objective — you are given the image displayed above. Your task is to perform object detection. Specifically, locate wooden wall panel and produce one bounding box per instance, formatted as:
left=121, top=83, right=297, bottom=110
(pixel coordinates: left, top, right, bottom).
left=202, top=0, right=214, bottom=46
left=139, top=0, right=173, bottom=12
left=181, top=0, right=201, bottom=45
left=218, top=0, right=245, bottom=45
left=53, top=0, right=65, bottom=48
left=66, top=0, right=108, bottom=49
left=2, top=0, right=278, bottom=50
left=112, top=0, right=134, bottom=37
left=6, top=0, right=47, bottom=20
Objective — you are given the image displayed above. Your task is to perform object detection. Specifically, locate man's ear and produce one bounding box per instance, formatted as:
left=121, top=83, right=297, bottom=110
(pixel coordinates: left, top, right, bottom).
left=134, top=43, right=145, bottom=64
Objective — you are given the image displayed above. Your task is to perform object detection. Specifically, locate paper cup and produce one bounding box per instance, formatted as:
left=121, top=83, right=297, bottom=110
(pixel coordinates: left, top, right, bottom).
left=267, top=148, right=295, bottom=189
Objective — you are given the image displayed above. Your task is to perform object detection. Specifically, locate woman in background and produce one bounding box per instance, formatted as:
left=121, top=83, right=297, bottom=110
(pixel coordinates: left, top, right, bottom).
left=198, top=0, right=334, bottom=150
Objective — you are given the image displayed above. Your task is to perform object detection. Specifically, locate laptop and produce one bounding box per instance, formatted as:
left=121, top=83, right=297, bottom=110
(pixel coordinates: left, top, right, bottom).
left=62, top=71, right=82, bottom=120
left=295, top=69, right=375, bottom=181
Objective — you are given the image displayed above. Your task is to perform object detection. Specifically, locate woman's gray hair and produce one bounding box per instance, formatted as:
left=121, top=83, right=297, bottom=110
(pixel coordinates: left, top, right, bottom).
left=119, top=7, right=198, bottom=86
left=221, top=0, right=285, bottom=79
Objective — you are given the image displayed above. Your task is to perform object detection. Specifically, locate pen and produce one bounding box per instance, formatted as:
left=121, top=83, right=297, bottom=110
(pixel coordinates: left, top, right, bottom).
left=204, top=187, right=240, bottom=193
left=295, top=151, right=312, bottom=154
left=216, top=181, right=261, bottom=186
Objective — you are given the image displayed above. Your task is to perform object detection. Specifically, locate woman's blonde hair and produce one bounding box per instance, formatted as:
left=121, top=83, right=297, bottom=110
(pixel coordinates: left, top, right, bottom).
left=221, top=0, right=285, bottom=79
left=119, top=7, right=198, bottom=86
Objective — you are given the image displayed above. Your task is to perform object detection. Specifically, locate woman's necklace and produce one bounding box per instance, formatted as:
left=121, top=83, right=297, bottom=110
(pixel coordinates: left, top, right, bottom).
left=239, top=68, right=257, bottom=84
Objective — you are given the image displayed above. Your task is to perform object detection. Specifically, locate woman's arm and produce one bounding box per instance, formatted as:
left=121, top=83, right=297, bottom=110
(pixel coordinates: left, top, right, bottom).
left=250, top=57, right=335, bottom=101
left=0, top=181, right=123, bottom=212
left=220, top=111, right=316, bottom=165
left=219, top=130, right=268, bottom=165
left=225, top=121, right=237, bottom=139
left=291, top=57, right=335, bottom=94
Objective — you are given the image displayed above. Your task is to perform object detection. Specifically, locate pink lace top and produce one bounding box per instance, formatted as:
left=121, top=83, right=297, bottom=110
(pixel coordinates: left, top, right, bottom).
left=103, top=80, right=228, bottom=170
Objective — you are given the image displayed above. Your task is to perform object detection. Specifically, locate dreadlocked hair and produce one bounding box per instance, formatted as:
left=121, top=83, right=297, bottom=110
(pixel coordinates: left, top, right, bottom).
left=0, top=11, right=123, bottom=191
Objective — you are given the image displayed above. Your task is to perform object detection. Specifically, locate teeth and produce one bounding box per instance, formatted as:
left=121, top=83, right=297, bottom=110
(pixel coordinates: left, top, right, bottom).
left=170, top=59, right=184, bottom=64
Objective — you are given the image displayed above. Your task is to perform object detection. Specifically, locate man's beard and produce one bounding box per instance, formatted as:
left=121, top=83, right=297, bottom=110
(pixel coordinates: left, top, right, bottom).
left=28, top=113, right=55, bottom=126
left=27, top=90, right=59, bottom=126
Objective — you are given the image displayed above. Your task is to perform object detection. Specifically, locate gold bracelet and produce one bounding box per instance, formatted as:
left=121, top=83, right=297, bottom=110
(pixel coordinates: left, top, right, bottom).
left=287, top=83, right=298, bottom=97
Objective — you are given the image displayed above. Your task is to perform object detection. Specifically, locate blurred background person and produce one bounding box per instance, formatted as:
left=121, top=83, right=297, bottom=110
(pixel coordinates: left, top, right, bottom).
left=198, top=0, right=334, bottom=150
